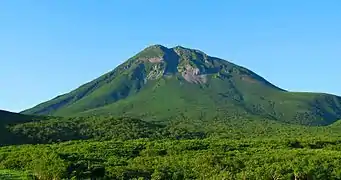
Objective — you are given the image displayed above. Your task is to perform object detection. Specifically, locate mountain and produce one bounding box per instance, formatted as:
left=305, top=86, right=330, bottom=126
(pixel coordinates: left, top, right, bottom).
left=22, top=45, right=341, bottom=125
left=0, top=109, right=38, bottom=125
left=0, top=110, right=44, bottom=145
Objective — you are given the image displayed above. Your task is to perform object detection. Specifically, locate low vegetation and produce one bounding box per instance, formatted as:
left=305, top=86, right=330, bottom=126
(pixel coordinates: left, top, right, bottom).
left=1, top=112, right=341, bottom=179
left=2, top=136, right=341, bottom=179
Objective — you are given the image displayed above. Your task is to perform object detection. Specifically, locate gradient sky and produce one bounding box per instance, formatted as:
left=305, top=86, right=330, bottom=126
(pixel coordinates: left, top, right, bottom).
left=1, top=1, right=341, bottom=112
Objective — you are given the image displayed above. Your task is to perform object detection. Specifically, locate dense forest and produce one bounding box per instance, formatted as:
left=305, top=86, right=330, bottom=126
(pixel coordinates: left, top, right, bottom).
left=2, top=133, right=341, bottom=179
left=1, top=113, right=341, bottom=179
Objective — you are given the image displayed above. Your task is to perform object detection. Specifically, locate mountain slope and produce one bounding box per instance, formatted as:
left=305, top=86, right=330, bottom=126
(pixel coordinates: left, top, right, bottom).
left=22, top=45, right=341, bottom=125
left=0, top=110, right=44, bottom=145
left=0, top=110, right=40, bottom=125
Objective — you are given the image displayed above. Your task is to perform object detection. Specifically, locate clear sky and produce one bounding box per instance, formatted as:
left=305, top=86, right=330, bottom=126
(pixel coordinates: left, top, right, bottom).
left=1, top=1, right=341, bottom=112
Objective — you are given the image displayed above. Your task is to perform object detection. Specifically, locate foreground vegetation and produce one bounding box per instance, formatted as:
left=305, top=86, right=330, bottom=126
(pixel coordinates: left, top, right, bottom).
left=2, top=137, right=341, bottom=179
left=0, top=170, right=33, bottom=180
left=2, top=111, right=341, bottom=179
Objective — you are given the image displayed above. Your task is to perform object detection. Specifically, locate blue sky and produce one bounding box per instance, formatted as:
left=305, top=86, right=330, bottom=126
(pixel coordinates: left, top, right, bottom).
left=1, top=1, right=341, bottom=112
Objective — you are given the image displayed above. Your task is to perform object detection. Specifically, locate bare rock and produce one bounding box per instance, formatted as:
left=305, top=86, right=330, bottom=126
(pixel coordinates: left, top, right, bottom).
left=181, top=65, right=207, bottom=84
left=139, top=57, right=164, bottom=63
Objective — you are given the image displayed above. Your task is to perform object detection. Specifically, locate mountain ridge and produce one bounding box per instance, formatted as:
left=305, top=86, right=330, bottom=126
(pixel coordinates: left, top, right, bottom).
left=21, top=45, right=341, bottom=126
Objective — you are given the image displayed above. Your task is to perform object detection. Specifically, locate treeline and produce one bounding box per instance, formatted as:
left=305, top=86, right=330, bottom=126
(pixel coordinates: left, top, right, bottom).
left=2, top=115, right=341, bottom=145
left=1, top=138, right=341, bottom=179
left=1, top=115, right=341, bottom=179
left=3, top=116, right=209, bottom=145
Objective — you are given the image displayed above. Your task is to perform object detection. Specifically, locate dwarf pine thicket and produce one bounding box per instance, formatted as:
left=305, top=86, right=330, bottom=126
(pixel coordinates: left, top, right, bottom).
left=1, top=114, right=341, bottom=179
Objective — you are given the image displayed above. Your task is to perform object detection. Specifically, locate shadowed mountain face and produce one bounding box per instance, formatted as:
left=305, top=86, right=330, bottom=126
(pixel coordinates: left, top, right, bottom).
left=0, top=110, right=44, bottom=145
left=0, top=110, right=40, bottom=125
left=21, top=45, right=341, bottom=126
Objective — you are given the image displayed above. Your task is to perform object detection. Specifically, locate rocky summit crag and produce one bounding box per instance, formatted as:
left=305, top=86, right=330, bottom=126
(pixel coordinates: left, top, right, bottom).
left=22, top=45, right=341, bottom=125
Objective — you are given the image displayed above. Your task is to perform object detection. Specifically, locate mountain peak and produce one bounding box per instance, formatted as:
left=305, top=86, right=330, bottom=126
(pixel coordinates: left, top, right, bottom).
left=131, top=44, right=169, bottom=63
left=145, top=44, right=168, bottom=49
left=122, top=44, right=280, bottom=86
left=172, top=45, right=186, bottom=49
left=23, top=44, right=341, bottom=126
left=135, top=44, right=207, bottom=60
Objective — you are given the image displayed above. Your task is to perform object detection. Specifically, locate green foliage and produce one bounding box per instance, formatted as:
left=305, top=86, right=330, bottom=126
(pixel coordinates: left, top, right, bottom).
left=2, top=112, right=341, bottom=146
left=133, top=44, right=166, bottom=59
left=2, top=137, right=341, bottom=179
left=0, top=110, right=51, bottom=145
left=0, top=170, right=34, bottom=180
left=9, top=116, right=165, bottom=144
left=3, top=109, right=341, bottom=179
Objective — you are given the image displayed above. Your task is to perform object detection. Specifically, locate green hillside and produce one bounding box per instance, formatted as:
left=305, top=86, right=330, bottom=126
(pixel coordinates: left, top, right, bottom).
left=3, top=109, right=341, bottom=179
left=0, top=110, right=39, bottom=125
left=0, top=110, right=43, bottom=145
left=0, top=110, right=165, bottom=145
left=2, top=109, right=341, bottom=146
left=22, top=45, right=341, bottom=125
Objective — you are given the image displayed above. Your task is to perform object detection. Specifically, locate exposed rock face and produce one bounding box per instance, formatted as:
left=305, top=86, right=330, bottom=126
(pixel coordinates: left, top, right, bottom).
left=172, top=47, right=209, bottom=84
left=132, top=46, right=210, bottom=84
left=139, top=57, right=164, bottom=63
left=149, top=57, right=163, bottom=63
left=127, top=46, right=277, bottom=86
left=180, top=65, right=207, bottom=84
